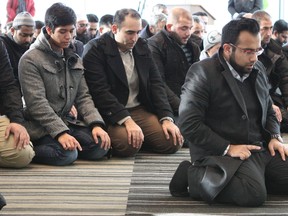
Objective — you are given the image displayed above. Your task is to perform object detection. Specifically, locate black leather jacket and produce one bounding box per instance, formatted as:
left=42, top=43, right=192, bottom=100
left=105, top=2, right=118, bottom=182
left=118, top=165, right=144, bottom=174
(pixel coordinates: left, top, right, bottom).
left=148, top=29, right=200, bottom=114
left=179, top=49, right=279, bottom=162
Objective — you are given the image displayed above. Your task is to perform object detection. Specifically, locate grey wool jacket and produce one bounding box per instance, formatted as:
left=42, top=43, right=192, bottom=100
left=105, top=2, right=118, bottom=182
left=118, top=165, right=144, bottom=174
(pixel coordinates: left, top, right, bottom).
left=19, top=28, right=105, bottom=140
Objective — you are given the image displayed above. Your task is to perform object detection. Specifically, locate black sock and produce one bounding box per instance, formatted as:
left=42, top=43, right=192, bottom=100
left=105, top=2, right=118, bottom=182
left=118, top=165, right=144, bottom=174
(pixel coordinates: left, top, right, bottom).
left=169, top=160, right=191, bottom=197
left=0, top=193, right=6, bottom=210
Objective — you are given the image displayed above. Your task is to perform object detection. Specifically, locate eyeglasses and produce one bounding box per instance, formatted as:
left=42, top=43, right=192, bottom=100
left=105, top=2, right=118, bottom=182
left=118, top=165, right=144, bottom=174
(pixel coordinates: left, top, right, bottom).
left=229, top=43, right=264, bottom=56
left=78, top=23, right=88, bottom=28
left=89, top=28, right=97, bottom=31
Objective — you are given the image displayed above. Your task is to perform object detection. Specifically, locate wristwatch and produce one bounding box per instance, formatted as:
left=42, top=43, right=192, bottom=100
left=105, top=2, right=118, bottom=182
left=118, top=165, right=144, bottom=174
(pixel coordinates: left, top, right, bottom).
left=271, top=134, right=283, bottom=143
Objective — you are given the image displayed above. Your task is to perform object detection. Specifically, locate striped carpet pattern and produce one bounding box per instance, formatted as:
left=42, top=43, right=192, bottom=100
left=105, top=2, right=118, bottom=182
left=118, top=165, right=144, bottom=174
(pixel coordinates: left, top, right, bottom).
left=126, top=148, right=288, bottom=215
left=0, top=158, right=134, bottom=216
left=1, top=138, right=288, bottom=215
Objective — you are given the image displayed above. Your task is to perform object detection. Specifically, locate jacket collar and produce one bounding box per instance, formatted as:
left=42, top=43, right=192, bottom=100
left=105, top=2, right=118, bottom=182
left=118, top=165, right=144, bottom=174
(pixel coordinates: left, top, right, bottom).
left=217, top=48, right=249, bottom=116
left=161, top=28, right=183, bottom=45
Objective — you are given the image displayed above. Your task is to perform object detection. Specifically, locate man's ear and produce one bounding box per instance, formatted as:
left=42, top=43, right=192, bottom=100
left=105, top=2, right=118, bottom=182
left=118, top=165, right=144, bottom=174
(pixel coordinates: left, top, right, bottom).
left=10, top=27, right=15, bottom=36
left=149, top=25, right=155, bottom=34
left=111, top=24, right=118, bottom=34
left=99, top=27, right=104, bottom=34
left=166, top=24, right=173, bottom=32
left=223, top=43, right=232, bottom=54
left=274, top=31, right=279, bottom=38
left=46, top=26, right=52, bottom=36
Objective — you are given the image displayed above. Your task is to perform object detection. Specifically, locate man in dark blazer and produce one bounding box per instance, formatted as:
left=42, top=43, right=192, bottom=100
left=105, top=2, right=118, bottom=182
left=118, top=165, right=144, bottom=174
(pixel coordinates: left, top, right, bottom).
left=83, top=8, right=183, bottom=157
left=148, top=8, right=200, bottom=116
left=252, top=11, right=288, bottom=132
left=170, top=18, right=288, bottom=206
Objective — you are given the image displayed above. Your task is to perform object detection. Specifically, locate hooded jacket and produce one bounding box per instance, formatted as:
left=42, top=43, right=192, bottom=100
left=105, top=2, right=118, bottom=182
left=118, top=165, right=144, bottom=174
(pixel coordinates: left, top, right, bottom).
left=19, top=28, right=104, bottom=140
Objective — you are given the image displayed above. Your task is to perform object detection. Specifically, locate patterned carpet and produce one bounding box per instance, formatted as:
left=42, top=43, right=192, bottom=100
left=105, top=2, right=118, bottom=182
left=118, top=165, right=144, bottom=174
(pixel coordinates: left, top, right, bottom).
left=1, top=145, right=288, bottom=215
left=126, top=149, right=288, bottom=216
left=0, top=157, right=134, bottom=216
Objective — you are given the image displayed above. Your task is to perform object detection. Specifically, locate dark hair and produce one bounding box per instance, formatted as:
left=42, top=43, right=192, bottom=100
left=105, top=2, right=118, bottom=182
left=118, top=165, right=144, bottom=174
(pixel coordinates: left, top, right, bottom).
left=141, top=19, right=148, bottom=28
left=192, top=11, right=208, bottom=17
left=221, top=18, right=260, bottom=46
left=273, top=19, right=288, bottom=33
left=45, top=3, right=76, bottom=32
left=86, top=14, right=99, bottom=23
left=192, top=15, right=204, bottom=24
left=35, top=20, right=44, bottom=29
left=113, top=8, right=141, bottom=28
left=99, top=14, right=114, bottom=27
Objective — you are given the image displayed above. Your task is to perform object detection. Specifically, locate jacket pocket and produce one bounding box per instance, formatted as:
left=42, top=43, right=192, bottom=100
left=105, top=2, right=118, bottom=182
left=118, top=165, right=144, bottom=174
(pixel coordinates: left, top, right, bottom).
left=43, top=62, right=63, bottom=74
left=42, top=63, right=65, bottom=100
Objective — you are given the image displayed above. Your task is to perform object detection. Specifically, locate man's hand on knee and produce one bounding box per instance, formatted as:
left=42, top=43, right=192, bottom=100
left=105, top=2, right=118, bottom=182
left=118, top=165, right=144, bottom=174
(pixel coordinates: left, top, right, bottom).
left=5, top=123, right=30, bottom=150
left=124, top=118, right=144, bottom=148
left=161, top=120, right=184, bottom=146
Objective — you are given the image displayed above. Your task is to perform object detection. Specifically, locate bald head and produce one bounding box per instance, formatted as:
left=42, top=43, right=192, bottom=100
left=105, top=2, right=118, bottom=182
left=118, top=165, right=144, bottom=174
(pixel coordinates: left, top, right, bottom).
left=167, top=7, right=192, bottom=25
left=166, top=7, right=193, bottom=45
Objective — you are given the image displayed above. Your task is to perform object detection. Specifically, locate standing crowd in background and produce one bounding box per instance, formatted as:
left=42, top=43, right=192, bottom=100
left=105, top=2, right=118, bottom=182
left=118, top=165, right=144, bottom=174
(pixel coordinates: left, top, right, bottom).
left=2, top=0, right=288, bottom=211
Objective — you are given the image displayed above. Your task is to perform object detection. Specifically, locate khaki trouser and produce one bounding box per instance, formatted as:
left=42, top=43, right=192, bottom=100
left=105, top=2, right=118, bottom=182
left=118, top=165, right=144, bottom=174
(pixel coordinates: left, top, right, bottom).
left=0, top=116, right=34, bottom=168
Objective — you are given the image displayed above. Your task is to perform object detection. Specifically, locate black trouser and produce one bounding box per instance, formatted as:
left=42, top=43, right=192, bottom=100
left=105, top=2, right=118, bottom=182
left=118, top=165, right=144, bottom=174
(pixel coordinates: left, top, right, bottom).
left=270, top=93, right=288, bottom=132
left=214, top=151, right=288, bottom=206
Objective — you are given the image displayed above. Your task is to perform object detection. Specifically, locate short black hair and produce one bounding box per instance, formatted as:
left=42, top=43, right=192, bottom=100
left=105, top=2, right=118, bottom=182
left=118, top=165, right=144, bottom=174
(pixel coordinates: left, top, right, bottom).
left=221, top=18, right=260, bottom=46
left=273, top=19, right=288, bottom=33
left=45, top=3, right=76, bottom=32
left=113, top=8, right=141, bottom=29
left=99, top=14, right=113, bottom=27
left=35, top=20, right=44, bottom=29
left=86, top=14, right=99, bottom=23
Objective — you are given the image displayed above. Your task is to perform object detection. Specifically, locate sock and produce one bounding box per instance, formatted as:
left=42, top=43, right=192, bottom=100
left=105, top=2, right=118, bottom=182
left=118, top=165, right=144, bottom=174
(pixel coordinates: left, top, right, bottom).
left=0, top=193, right=6, bottom=210
left=169, top=160, right=191, bottom=197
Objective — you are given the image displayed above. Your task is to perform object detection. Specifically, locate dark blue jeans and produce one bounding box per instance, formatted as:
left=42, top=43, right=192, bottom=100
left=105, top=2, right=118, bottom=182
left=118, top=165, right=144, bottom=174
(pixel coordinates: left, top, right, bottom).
left=32, top=125, right=109, bottom=166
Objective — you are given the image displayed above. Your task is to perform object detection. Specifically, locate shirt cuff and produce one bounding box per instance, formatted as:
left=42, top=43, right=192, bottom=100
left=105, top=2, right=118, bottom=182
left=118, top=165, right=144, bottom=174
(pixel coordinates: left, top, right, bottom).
left=232, top=13, right=239, bottom=19
left=159, top=116, right=174, bottom=123
left=117, top=116, right=131, bottom=125
left=223, top=145, right=230, bottom=156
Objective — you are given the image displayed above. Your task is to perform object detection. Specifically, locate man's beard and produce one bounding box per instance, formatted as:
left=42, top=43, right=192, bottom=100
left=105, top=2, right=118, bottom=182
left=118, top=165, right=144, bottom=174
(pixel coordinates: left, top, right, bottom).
left=168, top=31, right=187, bottom=45
left=21, top=42, right=31, bottom=48
left=229, top=52, right=251, bottom=76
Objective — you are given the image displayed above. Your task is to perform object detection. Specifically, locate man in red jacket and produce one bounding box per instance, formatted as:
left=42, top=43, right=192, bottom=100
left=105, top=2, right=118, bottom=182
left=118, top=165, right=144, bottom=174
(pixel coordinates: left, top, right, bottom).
left=6, top=0, right=35, bottom=23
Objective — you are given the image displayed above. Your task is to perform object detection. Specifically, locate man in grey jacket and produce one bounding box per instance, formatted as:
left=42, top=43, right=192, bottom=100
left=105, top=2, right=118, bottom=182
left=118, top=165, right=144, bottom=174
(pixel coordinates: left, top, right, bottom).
left=19, top=3, right=110, bottom=166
